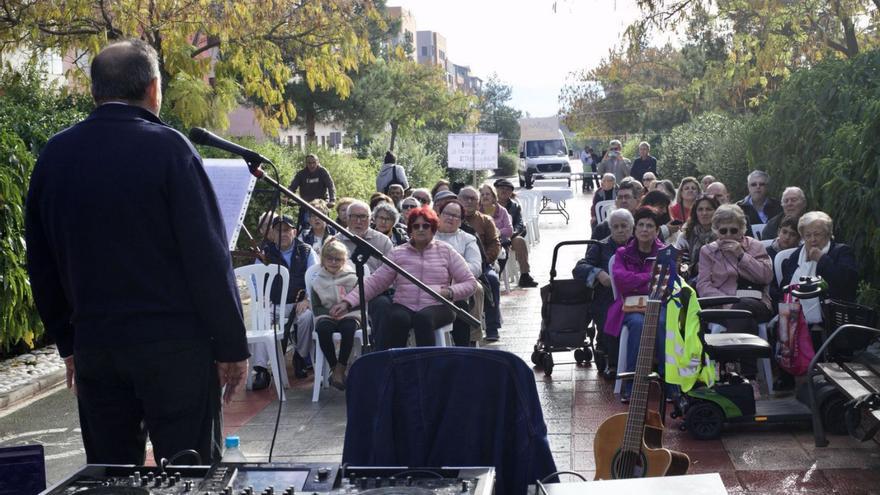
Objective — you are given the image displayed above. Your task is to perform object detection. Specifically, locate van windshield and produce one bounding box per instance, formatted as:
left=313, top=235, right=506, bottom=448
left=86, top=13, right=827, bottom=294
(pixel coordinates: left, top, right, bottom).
left=526, top=140, right=567, bottom=157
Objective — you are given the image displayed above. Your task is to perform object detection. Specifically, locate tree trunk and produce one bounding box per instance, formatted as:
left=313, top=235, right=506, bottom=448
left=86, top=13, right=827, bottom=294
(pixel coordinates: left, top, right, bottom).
left=389, top=121, right=398, bottom=152
left=305, top=107, right=317, bottom=145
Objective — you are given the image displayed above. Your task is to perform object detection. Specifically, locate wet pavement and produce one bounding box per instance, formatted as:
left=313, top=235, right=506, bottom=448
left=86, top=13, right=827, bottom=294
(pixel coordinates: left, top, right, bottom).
left=3, top=172, right=880, bottom=493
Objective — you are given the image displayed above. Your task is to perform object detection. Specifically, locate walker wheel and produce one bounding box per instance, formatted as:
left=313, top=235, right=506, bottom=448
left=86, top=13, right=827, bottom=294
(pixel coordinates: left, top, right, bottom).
left=531, top=351, right=543, bottom=367
left=542, top=353, right=554, bottom=376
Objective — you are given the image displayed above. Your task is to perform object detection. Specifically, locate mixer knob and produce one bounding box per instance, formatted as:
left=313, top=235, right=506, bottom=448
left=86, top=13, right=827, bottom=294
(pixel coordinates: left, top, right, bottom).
left=223, top=487, right=232, bottom=495
left=246, top=486, right=254, bottom=495
left=461, top=480, right=469, bottom=492
left=154, top=477, right=163, bottom=487
left=128, top=475, right=136, bottom=485
left=406, top=476, right=413, bottom=486
left=284, top=486, right=295, bottom=495
left=175, top=472, right=183, bottom=482
left=358, top=477, right=368, bottom=489
left=316, top=467, right=330, bottom=481
left=375, top=477, right=382, bottom=487
left=183, top=480, right=193, bottom=492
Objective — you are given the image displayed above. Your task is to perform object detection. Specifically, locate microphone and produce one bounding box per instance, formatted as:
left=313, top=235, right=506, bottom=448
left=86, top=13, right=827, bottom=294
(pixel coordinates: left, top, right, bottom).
left=188, top=127, right=271, bottom=166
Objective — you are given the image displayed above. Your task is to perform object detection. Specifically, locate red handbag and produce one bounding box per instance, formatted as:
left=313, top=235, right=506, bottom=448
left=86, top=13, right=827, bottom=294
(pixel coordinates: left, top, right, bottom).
left=776, top=289, right=816, bottom=376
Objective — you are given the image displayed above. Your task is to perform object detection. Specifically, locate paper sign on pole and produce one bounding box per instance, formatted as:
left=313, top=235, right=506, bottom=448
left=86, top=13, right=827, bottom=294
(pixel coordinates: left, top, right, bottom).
left=447, top=133, right=499, bottom=170
left=203, top=158, right=257, bottom=250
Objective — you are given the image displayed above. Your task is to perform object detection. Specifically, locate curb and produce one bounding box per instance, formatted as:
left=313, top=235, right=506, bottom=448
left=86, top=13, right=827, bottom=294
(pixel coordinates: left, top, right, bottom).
left=0, top=368, right=67, bottom=412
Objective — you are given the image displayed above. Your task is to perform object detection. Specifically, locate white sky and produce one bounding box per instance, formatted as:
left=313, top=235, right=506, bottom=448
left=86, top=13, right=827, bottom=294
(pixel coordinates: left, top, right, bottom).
left=392, top=0, right=672, bottom=117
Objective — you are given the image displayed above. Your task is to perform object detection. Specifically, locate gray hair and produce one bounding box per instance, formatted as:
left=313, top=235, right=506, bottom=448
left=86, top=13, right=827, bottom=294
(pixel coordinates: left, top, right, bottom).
left=747, top=170, right=770, bottom=184
left=401, top=196, right=420, bottom=209
left=712, top=204, right=747, bottom=230
left=458, top=186, right=479, bottom=199
left=346, top=200, right=370, bottom=217
left=609, top=139, right=622, bottom=148
left=798, top=211, right=833, bottom=237
left=372, top=202, right=399, bottom=224
left=782, top=186, right=806, bottom=201
left=91, top=39, right=160, bottom=103
left=602, top=173, right=616, bottom=182
left=638, top=141, right=650, bottom=150
left=608, top=208, right=634, bottom=227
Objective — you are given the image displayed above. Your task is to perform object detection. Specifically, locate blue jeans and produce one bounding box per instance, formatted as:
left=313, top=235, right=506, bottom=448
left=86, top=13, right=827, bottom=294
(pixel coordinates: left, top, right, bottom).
left=622, top=309, right=675, bottom=398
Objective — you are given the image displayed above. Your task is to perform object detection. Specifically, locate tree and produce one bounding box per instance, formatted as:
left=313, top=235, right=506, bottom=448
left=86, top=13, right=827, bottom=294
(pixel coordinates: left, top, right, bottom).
left=477, top=73, right=522, bottom=147
left=345, top=59, right=475, bottom=151
left=0, top=0, right=380, bottom=134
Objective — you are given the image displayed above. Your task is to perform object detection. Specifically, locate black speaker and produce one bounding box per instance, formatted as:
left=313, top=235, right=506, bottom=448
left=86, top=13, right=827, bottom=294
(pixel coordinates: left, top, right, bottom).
left=0, top=444, right=46, bottom=495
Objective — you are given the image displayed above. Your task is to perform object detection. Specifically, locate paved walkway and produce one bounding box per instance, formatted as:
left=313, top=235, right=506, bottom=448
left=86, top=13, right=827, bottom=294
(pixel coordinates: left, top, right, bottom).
left=3, top=177, right=880, bottom=493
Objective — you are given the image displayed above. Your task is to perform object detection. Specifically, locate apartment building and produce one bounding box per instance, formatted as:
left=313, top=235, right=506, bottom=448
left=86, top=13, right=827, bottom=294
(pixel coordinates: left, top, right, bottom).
left=386, top=6, right=418, bottom=61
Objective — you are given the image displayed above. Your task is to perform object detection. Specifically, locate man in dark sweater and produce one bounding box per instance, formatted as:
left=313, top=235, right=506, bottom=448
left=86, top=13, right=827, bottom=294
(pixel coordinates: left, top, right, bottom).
left=630, top=141, right=657, bottom=183
left=735, top=170, right=782, bottom=238
left=289, top=154, right=336, bottom=227
left=25, top=40, right=249, bottom=465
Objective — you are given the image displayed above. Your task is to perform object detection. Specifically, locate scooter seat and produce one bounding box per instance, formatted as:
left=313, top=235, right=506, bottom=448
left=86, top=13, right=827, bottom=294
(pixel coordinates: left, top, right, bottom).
left=704, top=332, right=772, bottom=361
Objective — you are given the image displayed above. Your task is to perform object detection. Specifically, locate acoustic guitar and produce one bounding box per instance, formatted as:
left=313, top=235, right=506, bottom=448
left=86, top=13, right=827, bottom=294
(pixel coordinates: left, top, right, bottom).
left=594, top=245, right=690, bottom=479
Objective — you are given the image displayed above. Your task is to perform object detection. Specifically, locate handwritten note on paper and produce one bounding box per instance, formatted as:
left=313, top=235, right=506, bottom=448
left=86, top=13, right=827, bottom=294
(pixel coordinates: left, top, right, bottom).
left=447, top=133, right=499, bottom=170
left=203, top=158, right=257, bottom=250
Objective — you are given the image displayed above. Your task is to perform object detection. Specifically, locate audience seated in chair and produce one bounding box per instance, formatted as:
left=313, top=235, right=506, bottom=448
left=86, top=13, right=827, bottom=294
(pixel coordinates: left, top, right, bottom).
left=481, top=182, right=538, bottom=288
left=310, top=239, right=361, bottom=391
left=435, top=200, right=485, bottom=346
left=762, top=186, right=807, bottom=241
left=330, top=206, right=477, bottom=348
left=591, top=178, right=643, bottom=240
left=337, top=201, right=394, bottom=348
left=257, top=214, right=318, bottom=381
left=669, top=176, right=701, bottom=224
left=607, top=206, right=672, bottom=402
left=297, top=199, right=336, bottom=256
left=736, top=170, right=782, bottom=239
left=458, top=186, right=504, bottom=342
left=696, top=204, right=773, bottom=384
left=673, top=194, right=720, bottom=283
left=372, top=202, right=409, bottom=247
left=573, top=208, right=634, bottom=376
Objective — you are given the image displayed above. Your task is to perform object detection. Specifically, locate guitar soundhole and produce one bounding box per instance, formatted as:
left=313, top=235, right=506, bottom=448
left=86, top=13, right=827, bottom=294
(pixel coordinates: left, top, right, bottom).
left=611, top=449, right=647, bottom=479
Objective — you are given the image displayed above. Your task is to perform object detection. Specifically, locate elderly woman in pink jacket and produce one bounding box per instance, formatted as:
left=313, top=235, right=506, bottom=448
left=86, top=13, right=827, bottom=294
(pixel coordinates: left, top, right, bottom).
left=697, top=204, right=773, bottom=381
left=331, top=206, right=477, bottom=349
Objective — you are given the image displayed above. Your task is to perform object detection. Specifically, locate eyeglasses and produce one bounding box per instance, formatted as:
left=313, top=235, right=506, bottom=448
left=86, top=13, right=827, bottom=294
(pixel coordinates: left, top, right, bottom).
left=440, top=212, right=461, bottom=220
left=717, top=227, right=739, bottom=235
left=459, top=196, right=478, bottom=202
left=749, top=182, right=767, bottom=187
left=402, top=204, right=417, bottom=210
left=376, top=216, right=394, bottom=223
left=348, top=213, right=369, bottom=221
left=416, top=197, right=430, bottom=205
left=411, top=223, right=432, bottom=231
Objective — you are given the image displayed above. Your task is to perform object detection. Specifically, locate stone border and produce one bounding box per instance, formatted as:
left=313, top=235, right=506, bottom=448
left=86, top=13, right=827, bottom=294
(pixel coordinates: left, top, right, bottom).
left=0, top=345, right=67, bottom=412
left=0, top=368, right=66, bottom=411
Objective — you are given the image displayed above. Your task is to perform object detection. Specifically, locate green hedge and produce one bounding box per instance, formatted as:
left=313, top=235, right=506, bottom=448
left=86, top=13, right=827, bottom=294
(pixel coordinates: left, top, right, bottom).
left=743, top=49, right=880, bottom=294
left=0, top=67, right=90, bottom=352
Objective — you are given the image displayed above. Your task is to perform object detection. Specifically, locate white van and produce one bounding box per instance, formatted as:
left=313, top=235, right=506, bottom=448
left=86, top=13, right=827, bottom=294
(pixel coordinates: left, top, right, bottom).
left=517, top=118, right=572, bottom=188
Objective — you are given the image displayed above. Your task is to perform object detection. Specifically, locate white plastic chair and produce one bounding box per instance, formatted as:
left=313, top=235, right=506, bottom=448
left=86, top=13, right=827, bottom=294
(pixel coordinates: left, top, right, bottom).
left=760, top=238, right=774, bottom=249
left=518, top=191, right=540, bottom=245
left=595, top=199, right=616, bottom=225
left=306, top=263, right=366, bottom=402
left=774, top=247, right=798, bottom=287
left=498, top=246, right=521, bottom=293
left=235, top=264, right=291, bottom=401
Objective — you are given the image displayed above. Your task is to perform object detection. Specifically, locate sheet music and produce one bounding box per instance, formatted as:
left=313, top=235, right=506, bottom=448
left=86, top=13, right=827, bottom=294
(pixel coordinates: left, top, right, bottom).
left=203, top=158, right=257, bottom=250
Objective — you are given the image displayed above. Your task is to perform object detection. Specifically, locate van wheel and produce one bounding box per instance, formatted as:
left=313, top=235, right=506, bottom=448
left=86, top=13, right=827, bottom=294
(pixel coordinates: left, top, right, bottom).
left=525, top=173, right=534, bottom=189
left=519, top=174, right=526, bottom=188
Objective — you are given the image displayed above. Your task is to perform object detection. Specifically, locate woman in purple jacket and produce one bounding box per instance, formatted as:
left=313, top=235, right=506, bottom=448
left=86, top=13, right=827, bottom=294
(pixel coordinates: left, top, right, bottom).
left=697, top=204, right=773, bottom=380
left=607, top=206, right=669, bottom=402
left=331, top=206, right=477, bottom=349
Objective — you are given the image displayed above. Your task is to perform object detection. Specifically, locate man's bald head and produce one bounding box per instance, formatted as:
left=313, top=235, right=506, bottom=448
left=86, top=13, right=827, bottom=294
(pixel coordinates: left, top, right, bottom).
left=91, top=39, right=161, bottom=110
left=705, top=182, right=729, bottom=204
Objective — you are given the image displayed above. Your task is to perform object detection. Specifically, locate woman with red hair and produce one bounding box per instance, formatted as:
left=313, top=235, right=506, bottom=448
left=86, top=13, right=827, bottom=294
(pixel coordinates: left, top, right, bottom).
left=331, top=206, right=477, bottom=348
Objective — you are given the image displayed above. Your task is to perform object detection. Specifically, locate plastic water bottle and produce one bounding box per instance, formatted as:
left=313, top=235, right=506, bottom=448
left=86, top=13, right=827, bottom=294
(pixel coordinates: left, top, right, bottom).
left=222, top=436, right=247, bottom=462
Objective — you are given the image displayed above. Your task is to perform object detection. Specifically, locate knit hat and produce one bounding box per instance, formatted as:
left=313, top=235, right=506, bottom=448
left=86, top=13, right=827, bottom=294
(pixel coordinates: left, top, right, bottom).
left=433, top=190, right=458, bottom=203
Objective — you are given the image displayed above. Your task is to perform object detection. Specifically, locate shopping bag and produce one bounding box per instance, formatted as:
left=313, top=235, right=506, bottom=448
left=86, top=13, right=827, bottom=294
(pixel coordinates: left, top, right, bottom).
left=776, top=291, right=815, bottom=376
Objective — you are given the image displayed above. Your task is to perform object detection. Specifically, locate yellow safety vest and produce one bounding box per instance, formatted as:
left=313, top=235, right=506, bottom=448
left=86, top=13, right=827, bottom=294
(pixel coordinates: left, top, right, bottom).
left=664, top=281, right=716, bottom=392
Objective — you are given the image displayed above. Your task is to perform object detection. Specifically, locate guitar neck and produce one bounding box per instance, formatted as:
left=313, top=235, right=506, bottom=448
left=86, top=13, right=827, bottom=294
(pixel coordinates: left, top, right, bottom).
left=621, top=299, right=663, bottom=453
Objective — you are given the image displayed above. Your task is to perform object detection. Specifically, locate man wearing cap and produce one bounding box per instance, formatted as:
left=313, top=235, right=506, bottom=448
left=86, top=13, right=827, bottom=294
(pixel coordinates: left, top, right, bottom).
left=259, top=214, right=318, bottom=379
left=494, top=179, right=537, bottom=287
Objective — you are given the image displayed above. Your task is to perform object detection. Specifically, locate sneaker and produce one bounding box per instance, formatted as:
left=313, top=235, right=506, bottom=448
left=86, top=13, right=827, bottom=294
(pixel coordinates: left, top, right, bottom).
left=292, top=353, right=308, bottom=379
left=484, top=329, right=500, bottom=342
left=252, top=366, right=271, bottom=391
left=518, top=273, right=539, bottom=288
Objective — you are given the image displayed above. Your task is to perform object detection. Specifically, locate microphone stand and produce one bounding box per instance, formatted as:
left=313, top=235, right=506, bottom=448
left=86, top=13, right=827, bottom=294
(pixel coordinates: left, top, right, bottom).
left=242, top=158, right=481, bottom=354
